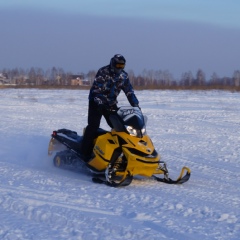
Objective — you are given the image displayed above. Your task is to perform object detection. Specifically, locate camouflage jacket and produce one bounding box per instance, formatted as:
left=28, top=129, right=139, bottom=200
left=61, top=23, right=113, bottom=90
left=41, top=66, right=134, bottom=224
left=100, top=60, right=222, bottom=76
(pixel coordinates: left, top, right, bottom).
left=89, top=65, right=139, bottom=107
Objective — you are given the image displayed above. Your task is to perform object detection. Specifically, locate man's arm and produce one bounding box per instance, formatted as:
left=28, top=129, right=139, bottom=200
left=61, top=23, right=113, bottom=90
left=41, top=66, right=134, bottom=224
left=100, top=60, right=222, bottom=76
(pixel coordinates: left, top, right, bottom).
left=89, top=68, right=107, bottom=105
left=122, top=75, right=139, bottom=107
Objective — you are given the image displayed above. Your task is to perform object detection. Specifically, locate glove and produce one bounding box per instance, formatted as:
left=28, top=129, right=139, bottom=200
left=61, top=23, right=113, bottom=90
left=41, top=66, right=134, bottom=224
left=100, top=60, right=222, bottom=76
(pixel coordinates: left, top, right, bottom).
left=109, top=104, right=118, bottom=111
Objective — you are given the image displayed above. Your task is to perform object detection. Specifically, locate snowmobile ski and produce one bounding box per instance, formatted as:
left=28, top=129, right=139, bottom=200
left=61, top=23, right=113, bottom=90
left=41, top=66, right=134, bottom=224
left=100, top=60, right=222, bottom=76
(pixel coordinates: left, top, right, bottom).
left=92, top=174, right=133, bottom=187
left=153, top=166, right=191, bottom=184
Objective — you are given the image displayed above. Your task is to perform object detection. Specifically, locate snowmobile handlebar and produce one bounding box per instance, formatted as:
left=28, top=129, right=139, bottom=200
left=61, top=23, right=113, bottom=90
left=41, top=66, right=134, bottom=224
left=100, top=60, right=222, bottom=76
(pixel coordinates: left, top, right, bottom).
left=107, top=106, right=141, bottom=113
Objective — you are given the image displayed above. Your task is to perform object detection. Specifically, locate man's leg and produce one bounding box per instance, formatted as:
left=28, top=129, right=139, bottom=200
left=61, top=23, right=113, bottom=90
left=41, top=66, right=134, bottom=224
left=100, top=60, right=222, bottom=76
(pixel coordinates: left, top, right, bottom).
left=81, top=101, right=102, bottom=156
left=102, top=104, right=118, bottom=128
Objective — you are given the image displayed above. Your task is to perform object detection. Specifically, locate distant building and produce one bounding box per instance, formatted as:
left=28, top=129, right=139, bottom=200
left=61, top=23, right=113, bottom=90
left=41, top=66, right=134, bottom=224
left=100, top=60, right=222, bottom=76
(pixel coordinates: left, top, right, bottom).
left=71, top=75, right=90, bottom=86
left=0, top=73, right=10, bottom=85
left=71, top=75, right=83, bottom=85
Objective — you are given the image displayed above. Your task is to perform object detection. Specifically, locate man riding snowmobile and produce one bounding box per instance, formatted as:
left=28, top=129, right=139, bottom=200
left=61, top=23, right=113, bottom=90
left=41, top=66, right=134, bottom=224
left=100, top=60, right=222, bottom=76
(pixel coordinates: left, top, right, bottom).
left=80, top=54, right=139, bottom=161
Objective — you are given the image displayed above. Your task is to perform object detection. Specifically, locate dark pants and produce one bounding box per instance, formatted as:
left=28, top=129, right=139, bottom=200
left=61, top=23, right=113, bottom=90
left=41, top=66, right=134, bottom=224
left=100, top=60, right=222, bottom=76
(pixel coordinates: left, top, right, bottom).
left=81, top=101, right=113, bottom=156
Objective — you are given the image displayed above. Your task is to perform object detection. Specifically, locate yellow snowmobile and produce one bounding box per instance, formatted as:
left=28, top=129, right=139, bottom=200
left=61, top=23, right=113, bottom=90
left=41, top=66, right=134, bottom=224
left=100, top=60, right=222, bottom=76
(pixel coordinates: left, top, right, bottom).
left=48, top=106, right=191, bottom=187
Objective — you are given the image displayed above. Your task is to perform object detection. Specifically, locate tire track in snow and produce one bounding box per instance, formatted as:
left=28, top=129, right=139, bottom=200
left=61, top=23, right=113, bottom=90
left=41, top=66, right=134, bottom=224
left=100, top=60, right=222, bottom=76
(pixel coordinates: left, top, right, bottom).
left=1, top=181, right=214, bottom=240
left=0, top=184, right=174, bottom=239
left=0, top=185, right=116, bottom=216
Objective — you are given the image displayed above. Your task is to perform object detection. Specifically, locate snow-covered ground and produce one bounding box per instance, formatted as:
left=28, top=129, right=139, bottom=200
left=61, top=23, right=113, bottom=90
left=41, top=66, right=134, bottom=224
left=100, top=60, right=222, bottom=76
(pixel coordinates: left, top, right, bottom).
left=0, top=88, right=239, bottom=240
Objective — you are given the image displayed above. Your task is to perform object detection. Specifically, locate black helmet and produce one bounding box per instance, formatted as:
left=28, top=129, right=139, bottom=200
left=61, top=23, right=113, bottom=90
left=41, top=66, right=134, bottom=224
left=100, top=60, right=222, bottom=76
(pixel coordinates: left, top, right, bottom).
left=110, top=54, right=126, bottom=74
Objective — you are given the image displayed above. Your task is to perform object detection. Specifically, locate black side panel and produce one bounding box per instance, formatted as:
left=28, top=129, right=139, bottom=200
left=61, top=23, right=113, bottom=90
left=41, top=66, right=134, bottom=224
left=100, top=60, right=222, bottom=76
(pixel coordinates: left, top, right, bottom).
left=110, top=147, right=122, bottom=163
left=53, top=134, right=82, bottom=153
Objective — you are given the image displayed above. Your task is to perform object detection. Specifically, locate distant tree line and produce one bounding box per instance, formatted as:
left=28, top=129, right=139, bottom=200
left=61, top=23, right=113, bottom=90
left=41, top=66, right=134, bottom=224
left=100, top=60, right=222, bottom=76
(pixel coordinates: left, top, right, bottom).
left=0, top=67, right=240, bottom=90
left=0, top=67, right=77, bottom=86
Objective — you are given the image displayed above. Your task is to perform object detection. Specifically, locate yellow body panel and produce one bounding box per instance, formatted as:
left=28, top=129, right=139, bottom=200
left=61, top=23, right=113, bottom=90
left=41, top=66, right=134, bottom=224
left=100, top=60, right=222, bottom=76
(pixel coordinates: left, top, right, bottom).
left=88, top=133, right=119, bottom=171
left=122, top=148, right=160, bottom=177
left=88, top=130, right=161, bottom=176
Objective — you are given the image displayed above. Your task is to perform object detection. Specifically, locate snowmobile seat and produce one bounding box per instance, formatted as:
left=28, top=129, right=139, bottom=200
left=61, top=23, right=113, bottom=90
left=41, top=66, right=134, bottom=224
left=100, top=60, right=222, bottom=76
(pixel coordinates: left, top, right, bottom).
left=57, top=129, right=78, bottom=140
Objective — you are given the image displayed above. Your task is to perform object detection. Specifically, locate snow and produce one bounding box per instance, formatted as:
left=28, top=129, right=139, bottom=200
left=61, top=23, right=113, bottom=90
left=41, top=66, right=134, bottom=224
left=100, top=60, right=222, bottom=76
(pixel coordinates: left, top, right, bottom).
left=0, top=88, right=239, bottom=240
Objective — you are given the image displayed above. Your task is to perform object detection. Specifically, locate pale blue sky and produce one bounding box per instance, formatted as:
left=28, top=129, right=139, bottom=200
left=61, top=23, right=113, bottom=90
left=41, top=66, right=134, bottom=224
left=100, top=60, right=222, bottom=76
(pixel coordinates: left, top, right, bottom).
left=2, top=0, right=240, bottom=29
left=1, top=0, right=240, bottom=78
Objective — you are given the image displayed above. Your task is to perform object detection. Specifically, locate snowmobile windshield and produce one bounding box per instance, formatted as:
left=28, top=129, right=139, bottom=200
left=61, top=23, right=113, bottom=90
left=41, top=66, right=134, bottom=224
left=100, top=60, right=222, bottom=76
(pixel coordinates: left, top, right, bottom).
left=109, top=106, right=146, bottom=137
left=117, top=107, right=144, bottom=129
